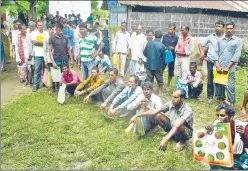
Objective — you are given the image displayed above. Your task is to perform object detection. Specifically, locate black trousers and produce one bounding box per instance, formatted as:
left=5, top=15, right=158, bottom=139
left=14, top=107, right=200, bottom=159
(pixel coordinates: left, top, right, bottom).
left=188, top=84, right=203, bottom=98
left=207, top=61, right=214, bottom=99
left=146, top=68, right=164, bottom=86
left=66, top=84, right=78, bottom=96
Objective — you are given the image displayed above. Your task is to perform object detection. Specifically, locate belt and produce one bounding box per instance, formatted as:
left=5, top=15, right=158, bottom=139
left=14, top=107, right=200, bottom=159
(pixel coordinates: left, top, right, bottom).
left=176, top=55, right=189, bottom=58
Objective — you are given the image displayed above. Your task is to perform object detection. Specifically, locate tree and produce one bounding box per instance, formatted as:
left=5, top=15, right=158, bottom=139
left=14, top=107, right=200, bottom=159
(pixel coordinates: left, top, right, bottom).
left=90, top=0, right=108, bottom=20
left=1, top=0, right=48, bottom=23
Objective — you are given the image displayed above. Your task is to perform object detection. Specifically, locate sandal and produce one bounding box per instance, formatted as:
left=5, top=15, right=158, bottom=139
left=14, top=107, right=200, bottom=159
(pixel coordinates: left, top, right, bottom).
left=173, top=142, right=186, bottom=152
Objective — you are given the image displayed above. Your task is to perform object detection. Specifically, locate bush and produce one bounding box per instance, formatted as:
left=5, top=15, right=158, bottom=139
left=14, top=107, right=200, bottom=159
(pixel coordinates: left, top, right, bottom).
left=239, top=45, right=248, bottom=66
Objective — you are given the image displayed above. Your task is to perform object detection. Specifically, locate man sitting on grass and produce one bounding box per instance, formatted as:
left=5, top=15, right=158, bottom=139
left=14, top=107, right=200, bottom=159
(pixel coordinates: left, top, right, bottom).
left=107, top=75, right=143, bottom=118
left=83, top=68, right=126, bottom=107
left=130, top=88, right=193, bottom=152
left=128, top=81, right=163, bottom=135
left=205, top=104, right=248, bottom=170
left=74, top=67, right=104, bottom=97
left=180, top=62, right=203, bottom=101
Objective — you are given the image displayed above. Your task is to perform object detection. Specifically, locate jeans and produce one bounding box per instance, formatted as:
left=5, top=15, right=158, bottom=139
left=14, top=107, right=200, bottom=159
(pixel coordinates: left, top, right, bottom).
left=130, top=60, right=138, bottom=75
left=81, top=60, right=96, bottom=80
left=55, top=60, right=68, bottom=71
left=33, top=56, right=44, bottom=89
left=207, top=61, right=214, bottom=99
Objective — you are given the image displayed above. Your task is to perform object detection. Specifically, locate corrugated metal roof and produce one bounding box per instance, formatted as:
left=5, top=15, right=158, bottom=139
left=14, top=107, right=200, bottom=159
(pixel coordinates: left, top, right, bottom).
left=118, top=0, right=248, bottom=12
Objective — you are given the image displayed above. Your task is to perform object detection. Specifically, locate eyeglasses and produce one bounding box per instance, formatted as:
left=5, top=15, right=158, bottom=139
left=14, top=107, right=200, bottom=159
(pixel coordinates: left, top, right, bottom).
left=216, top=114, right=226, bottom=117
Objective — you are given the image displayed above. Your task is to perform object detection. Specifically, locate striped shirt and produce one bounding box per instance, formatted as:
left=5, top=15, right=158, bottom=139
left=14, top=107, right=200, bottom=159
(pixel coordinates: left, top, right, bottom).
left=78, top=33, right=101, bottom=62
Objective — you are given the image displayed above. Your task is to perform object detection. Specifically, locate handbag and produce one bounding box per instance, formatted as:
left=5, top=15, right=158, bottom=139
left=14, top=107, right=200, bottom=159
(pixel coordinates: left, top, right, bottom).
left=176, top=76, right=189, bottom=98
left=135, top=64, right=147, bottom=81
left=17, top=64, right=27, bottom=82
left=42, top=67, right=52, bottom=88
left=164, top=50, right=174, bottom=64
left=50, top=67, right=62, bottom=82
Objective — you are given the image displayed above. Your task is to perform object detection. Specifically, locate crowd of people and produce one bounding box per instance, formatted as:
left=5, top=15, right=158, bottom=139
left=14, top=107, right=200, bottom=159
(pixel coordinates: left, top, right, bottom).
left=1, top=11, right=248, bottom=170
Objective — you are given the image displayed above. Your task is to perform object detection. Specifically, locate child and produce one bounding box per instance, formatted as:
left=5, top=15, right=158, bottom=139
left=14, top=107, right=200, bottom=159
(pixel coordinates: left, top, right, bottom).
left=95, top=51, right=112, bottom=74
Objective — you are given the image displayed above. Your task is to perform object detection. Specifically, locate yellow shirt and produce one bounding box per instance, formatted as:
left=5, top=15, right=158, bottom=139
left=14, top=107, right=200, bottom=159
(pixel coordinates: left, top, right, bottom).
left=76, top=74, right=104, bottom=92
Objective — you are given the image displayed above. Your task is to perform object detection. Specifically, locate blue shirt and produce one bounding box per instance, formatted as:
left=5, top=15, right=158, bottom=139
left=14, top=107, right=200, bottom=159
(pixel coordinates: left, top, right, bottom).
left=112, top=86, right=143, bottom=110
left=162, top=33, right=178, bottom=57
left=213, top=35, right=242, bottom=73
left=143, top=39, right=166, bottom=70
left=63, top=28, right=74, bottom=47
left=87, top=16, right=93, bottom=22
left=201, top=33, right=224, bottom=63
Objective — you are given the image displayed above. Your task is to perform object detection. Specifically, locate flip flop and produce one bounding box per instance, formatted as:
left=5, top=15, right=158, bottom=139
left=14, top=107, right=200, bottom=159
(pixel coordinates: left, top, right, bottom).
left=173, top=143, right=186, bottom=152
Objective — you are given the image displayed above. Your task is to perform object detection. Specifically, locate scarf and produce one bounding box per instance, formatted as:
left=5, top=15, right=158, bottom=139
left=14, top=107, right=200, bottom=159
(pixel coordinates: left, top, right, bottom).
left=63, top=70, right=73, bottom=83
left=18, top=33, right=25, bottom=64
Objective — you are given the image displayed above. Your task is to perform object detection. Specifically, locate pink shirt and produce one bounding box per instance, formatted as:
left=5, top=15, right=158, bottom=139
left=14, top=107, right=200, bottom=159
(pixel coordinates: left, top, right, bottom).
left=175, top=34, right=194, bottom=56
left=61, top=70, right=80, bottom=85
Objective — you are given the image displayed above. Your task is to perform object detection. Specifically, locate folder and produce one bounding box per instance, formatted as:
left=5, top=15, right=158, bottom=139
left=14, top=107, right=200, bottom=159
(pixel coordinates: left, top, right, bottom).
left=213, top=69, right=229, bottom=85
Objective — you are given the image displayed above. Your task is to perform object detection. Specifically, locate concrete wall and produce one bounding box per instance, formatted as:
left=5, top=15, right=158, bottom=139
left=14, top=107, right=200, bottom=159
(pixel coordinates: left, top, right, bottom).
left=128, top=12, right=248, bottom=38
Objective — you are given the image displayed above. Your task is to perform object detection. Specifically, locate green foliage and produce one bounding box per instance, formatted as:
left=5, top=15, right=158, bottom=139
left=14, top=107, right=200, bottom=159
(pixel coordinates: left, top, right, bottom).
left=1, top=0, right=30, bottom=18
left=90, top=0, right=108, bottom=20
left=239, top=44, right=248, bottom=66
left=35, top=0, right=49, bottom=19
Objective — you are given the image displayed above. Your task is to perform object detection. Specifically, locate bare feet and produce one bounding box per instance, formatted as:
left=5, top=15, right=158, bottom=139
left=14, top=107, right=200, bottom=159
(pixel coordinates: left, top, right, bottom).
left=173, top=141, right=186, bottom=152
left=241, top=107, right=247, bottom=117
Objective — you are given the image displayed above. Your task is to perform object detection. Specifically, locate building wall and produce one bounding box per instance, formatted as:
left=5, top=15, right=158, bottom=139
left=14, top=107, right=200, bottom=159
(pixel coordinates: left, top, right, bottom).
left=128, top=12, right=248, bottom=38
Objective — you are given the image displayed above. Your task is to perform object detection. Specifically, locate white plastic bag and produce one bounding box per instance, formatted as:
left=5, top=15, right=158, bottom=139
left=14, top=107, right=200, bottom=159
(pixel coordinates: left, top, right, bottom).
left=50, top=67, right=62, bottom=82
left=57, top=84, right=66, bottom=104
left=135, top=64, right=147, bottom=81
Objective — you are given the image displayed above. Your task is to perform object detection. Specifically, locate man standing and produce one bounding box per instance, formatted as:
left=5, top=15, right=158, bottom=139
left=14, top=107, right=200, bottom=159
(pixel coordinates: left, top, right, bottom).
left=112, top=22, right=130, bottom=77
left=78, top=22, right=104, bottom=80
left=162, top=23, right=179, bottom=92
left=130, top=89, right=193, bottom=152
left=11, top=20, right=21, bottom=59
left=199, top=20, right=225, bottom=104
left=213, top=22, right=242, bottom=107
left=87, top=13, right=94, bottom=23
left=128, top=25, right=146, bottom=75
left=174, top=25, right=194, bottom=78
left=84, top=68, right=126, bottom=107
left=143, top=30, right=165, bottom=96
left=49, top=23, right=73, bottom=70
left=31, top=20, right=49, bottom=92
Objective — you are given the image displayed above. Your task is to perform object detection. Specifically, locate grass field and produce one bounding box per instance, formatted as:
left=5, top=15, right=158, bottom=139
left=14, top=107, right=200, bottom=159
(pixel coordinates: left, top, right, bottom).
left=1, top=66, right=248, bottom=170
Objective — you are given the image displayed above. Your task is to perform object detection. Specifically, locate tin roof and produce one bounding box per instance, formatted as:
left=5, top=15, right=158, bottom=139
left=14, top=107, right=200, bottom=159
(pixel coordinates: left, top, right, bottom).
left=118, top=0, right=248, bottom=12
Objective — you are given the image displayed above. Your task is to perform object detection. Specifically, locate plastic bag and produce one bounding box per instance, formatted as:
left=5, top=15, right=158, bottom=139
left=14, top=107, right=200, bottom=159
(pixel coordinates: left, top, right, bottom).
left=112, top=53, right=118, bottom=65
left=57, top=84, right=66, bottom=104
left=164, top=50, right=174, bottom=64
left=50, top=67, right=62, bottom=82
left=17, top=64, right=27, bottom=82
left=42, top=67, right=52, bottom=88
left=135, top=64, right=147, bottom=81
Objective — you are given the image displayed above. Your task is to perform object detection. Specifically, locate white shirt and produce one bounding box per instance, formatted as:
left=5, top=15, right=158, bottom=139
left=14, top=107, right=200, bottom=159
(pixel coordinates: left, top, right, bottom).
left=113, top=30, right=130, bottom=54
left=129, top=32, right=146, bottom=61
left=31, top=29, right=49, bottom=57
left=127, top=93, right=163, bottom=111
left=12, top=29, right=20, bottom=45
left=95, top=19, right=102, bottom=26
left=14, top=33, right=33, bottom=63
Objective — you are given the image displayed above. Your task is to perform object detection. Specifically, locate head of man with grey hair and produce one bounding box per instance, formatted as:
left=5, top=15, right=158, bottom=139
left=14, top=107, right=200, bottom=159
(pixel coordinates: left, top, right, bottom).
left=136, top=25, right=142, bottom=35
left=28, top=21, right=36, bottom=32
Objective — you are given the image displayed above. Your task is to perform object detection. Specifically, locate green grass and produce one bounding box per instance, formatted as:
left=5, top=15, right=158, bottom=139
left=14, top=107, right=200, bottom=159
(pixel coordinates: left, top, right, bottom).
left=1, top=72, right=8, bottom=80
left=1, top=67, right=248, bottom=170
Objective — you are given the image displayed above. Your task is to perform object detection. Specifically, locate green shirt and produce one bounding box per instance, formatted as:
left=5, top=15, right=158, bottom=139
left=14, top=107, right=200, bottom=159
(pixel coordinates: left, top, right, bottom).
left=78, top=33, right=101, bottom=62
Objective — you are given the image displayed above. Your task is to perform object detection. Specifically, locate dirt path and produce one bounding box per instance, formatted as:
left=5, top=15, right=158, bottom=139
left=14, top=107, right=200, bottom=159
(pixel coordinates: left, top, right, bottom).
left=1, top=60, right=32, bottom=105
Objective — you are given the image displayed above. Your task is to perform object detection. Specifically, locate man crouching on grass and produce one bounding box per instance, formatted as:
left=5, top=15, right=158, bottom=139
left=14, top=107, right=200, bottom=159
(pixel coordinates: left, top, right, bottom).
left=130, top=88, right=193, bottom=151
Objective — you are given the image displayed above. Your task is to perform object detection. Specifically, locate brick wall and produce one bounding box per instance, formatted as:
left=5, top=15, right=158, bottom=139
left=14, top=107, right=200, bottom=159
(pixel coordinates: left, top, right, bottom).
left=129, top=12, right=248, bottom=38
